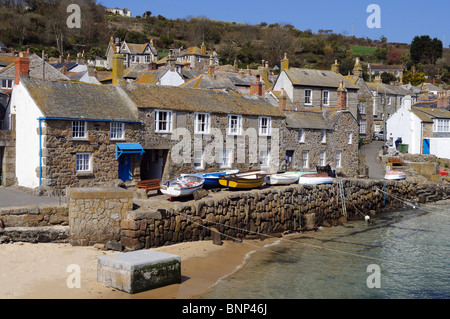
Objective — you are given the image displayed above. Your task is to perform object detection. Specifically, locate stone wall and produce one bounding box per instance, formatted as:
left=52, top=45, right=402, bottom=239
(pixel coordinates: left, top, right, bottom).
left=0, top=129, right=15, bottom=186
left=0, top=204, right=68, bottom=227
left=67, top=187, right=133, bottom=246
left=120, top=179, right=450, bottom=250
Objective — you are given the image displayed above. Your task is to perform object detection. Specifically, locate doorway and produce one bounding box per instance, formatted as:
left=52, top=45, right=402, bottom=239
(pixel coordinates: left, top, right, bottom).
left=118, top=154, right=132, bottom=181
left=140, top=149, right=168, bottom=181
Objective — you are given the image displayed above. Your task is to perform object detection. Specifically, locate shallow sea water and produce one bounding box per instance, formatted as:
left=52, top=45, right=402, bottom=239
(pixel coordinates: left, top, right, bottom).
left=201, top=201, right=450, bottom=299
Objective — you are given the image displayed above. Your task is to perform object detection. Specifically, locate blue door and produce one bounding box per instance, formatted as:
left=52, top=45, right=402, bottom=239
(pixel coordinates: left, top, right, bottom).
left=118, top=154, right=132, bottom=181
left=423, top=139, right=430, bottom=155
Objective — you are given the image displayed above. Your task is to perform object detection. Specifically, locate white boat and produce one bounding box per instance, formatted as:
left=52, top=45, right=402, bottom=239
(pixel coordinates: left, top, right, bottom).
left=265, top=171, right=301, bottom=185
left=160, top=174, right=205, bottom=199
left=384, top=170, right=406, bottom=181
left=299, top=173, right=333, bottom=185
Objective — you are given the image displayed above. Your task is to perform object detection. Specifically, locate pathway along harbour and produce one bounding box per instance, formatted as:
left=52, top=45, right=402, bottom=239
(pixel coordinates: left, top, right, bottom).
left=200, top=200, right=450, bottom=299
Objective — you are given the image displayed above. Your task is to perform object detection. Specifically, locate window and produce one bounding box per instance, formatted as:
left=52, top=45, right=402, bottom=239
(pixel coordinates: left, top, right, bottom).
left=72, top=121, right=87, bottom=139
left=388, top=96, right=392, bottom=105
left=336, top=151, right=342, bottom=169
left=75, top=153, right=91, bottom=172
left=304, top=89, right=312, bottom=105
left=302, top=150, right=309, bottom=168
left=259, top=149, right=270, bottom=167
left=347, top=132, right=353, bottom=144
left=110, top=122, right=124, bottom=140
left=323, top=90, right=329, bottom=106
left=123, top=54, right=127, bottom=62
left=194, top=112, right=210, bottom=134
left=219, top=149, right=232, bottom=168
left=321, top=130, right=327, bottom=144
left=359, top=103, right=366, bottom=114
left=228, top=114, right=242, bottom=135
left=359, top=119, right=366, bottom=134
left=299, top=129, right=305, bottom=143
left=193, top=149, right=204, bottom=169
left=433, top=119, right=450, bottom=132
left=154, top=110, right=173, bottom=133
left=319, top=150, right=326, bottom=166
left=1, top=79, right=12, bottom=89
left=258, top=116, right=271, bottom=136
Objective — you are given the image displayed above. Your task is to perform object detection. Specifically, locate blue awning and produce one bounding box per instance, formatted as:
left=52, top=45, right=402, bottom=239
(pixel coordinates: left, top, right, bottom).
left=116, top=143, right=145, bottom=160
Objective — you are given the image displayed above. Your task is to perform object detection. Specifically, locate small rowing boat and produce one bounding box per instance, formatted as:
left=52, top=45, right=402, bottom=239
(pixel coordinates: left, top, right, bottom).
left=218, top=170, right=267, bottom=189
left=384, top=170, right=406, bottom=181
left=298, top=173, right=333, bottom=185
left=202, top=169, right=240, bottom=188
left=160, top=174, right=205, bottom=199
left=265, top=171, right=301, bottom=185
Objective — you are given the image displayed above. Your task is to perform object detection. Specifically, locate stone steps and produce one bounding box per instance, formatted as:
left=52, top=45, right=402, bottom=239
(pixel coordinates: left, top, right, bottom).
left=0, top=225, right=69, bottom=244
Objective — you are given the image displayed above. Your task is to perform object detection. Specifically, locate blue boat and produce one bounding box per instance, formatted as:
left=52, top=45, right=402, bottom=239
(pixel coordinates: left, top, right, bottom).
left=202, top=169, right=240, bottom=188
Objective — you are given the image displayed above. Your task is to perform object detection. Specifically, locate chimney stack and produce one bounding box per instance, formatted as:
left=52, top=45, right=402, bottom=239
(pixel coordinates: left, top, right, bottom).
left=279, top=88, right=288, bottom=110
left=208, top=55, right=215, bottom=77
left=437, top=90, right=449, bottom=108
left=403, top=95, right=412, bottom=110
left=331, top=60, right=339, bottom=74
left=14, top=53, right=30, bottom=85
left=337, top=80, right=347, bottom=109
left=250, top=74, right=265, bottom=97
left=281, top=53, right=289, bottom=71
left=168, top=50, right=176, bottom=72
left=112, top=52, right=125, bottom=85
left=201, top=42, right=207, bottom=55
left=353, top=57, right=363, bottom=78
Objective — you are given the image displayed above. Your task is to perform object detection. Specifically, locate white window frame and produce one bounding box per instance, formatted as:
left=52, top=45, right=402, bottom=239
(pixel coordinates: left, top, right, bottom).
left=194, top=112, right=210, bottom=134
left=360, top=119, right=367, bottom=134
left=319, top=150, right=326, bottom=166
left=110, top=122, right=125, bottom=140
left=193, top=149, right=204, bottom=170
left=433, top=119, right=450, bottom=132
left=359, top=103, right=366, bottom=115
left=321, top=130, right=327, bottom=144
left=75, top=153, right=91, bottom=172
left=304, top=89, right=312, bottom=105
left=299, top=129, right=305, bottom=143
left=72, top=121, right=87, bottom=139
left=154, top=110, right=173, bottom=133
left=336, top=151, right=342, bottom=169
left=258, top=116, right=271, bottom=136
left=227, top=114, right=243, bottom=135
left=259, top=149, right=270, bottom=167
left=347, top=132, right=353, bottom=144
left=302, top=150, right=309, bottom=169
left=219, top=149, right=233, bottom=169
left=323, top=90, right=329, bottom=106
left=1, top=79, right=12, bottom=89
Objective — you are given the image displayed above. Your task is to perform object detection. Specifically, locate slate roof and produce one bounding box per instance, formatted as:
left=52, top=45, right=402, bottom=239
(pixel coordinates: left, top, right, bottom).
left=369, top=64, right=403, bottom=71
left=179, top=74, right=238, bottom=91
left=21, top=77, right=139, bottom=122
left=412, top=107, right=450, bottom=121
left=0, top=54, right=69, bottom=81
left=122, top=83, right=285, bottom=118
left=50, top=62, right=78, bottom=72
left=284, top=68, right=359, bottom=90
left=366, top=82, right=410, bottom=95
left=284, top=110, right=331, bottom=130
left=0, top=55, right=15, bottom=67
left=136, top=69, right=170, bottom=84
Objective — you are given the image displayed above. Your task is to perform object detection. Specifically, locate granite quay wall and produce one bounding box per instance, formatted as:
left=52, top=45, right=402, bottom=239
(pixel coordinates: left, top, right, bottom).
left=67, top=187, right=133, bottom=246
left=0, top=130, right=16, bottom=187
left=120, top=179, right=450, bottom=251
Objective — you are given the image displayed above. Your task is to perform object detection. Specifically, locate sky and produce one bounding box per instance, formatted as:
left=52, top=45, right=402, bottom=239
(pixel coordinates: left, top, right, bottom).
left=99, top=0, right=450, bottom=45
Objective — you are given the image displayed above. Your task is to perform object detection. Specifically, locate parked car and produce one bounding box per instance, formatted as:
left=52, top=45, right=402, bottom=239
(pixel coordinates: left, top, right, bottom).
left=373, top=131, right=384, bottom=140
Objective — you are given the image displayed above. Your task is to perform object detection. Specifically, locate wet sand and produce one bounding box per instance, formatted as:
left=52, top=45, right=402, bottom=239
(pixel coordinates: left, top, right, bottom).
left=0, top=238, right=278, bottom=299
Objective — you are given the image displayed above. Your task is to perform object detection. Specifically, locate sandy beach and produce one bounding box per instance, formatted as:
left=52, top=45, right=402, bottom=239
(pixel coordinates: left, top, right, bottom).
left=0, top=237, right=278, bottom=299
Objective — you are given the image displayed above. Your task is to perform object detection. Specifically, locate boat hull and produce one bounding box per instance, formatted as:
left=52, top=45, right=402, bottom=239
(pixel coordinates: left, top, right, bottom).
left=203, top=169, right=240, bottom=188
left=384, top=171, right=406, bottom=180
left=218, top=170, right=267, bottom=189
left=299, top=173, right=333, bottom=185
left=265, top=172, right=301, bottom=185
left=160, top=174, right=205, bottom=198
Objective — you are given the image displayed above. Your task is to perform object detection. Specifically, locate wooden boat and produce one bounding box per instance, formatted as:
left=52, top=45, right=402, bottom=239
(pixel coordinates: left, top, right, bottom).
left=384, top=170, right=406, bottom=181
left=298, top=173, right=333, bottom=185
left=265, top=171, right=301, bottom=185
left=160, top=174, right=205, bottom=198
left=218, top=170, right=267, bottom=189
left=202, top=169, right=240, bottom=188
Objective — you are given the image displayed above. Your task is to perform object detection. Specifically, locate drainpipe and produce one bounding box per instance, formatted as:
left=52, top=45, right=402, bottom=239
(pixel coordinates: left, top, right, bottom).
left=39, top=118, right=42, bottom=186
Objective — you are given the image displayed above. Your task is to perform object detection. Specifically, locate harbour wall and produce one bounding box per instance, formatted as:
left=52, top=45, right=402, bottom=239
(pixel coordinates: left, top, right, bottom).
left=119, top=178, right=450, bottom=251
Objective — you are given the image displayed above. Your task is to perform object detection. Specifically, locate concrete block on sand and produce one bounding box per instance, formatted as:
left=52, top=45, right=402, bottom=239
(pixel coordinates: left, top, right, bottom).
left=97, top=250, right=181, bottom=294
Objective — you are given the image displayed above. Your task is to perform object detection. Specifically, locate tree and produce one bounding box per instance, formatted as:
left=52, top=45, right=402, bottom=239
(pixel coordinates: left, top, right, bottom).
left=386, top=49, right=403, bottom=65
left=402, top=71, right=426, bottom=86
left=380, top=72, right=398, bottom=84
left=410, top=35, right=443, bottom=65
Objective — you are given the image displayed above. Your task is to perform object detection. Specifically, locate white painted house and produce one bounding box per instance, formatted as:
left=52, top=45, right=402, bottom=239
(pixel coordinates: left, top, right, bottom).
left=386, top=95, right=450, bottom=158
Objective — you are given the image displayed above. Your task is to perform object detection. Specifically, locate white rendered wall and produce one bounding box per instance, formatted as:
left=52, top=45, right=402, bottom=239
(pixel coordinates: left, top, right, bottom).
left=160, top=71, right=185, bottom=86
left=272, top=71, right=294, bottom=102
left=429, top=138, right=450, bottom=159
left=386, top=103, right=421, bottom=154
left=11, top=82, right=44, bottom=188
